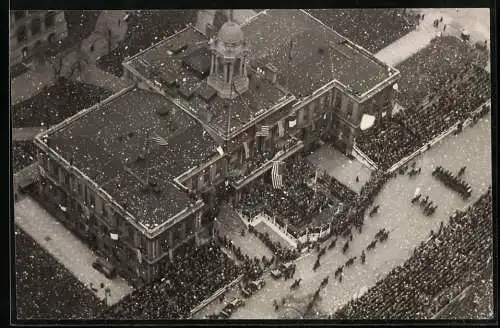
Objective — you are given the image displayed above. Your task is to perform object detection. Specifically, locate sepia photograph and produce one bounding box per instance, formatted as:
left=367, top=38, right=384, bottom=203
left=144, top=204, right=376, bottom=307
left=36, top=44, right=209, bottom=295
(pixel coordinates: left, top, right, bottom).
left=10, top=7, right=494, bottom=322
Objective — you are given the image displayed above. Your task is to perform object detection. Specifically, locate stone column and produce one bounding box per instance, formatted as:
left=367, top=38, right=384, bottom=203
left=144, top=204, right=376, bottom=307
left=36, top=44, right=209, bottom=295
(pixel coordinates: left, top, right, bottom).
left=195, top=212, right=202, bottom=246
left=210, top=55, right=215, bottom=75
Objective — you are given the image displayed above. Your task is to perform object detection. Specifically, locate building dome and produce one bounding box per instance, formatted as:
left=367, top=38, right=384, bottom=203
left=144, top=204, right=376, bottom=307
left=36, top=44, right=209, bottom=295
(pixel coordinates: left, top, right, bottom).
left=218, top=21, right=244, bottom=44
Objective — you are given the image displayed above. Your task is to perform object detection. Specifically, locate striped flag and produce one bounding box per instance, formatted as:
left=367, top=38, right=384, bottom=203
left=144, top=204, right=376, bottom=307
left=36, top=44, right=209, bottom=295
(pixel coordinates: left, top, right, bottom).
left=150, top=132, right=168, bottom=146
left=278, top=120, right=284, bottom=137
left=271, top=161, right=283, bottom=189
left=243, top=141, right=250, bottom=159
left=256, top=125, right=271, bottom=137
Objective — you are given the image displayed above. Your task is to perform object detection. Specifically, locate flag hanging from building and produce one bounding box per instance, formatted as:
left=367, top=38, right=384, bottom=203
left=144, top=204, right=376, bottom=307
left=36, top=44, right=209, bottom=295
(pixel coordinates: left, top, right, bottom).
left=136, top=248, right=143, bottom=264
left=271, top=161, right=283, bottom=189
left=216, top=146, right=225, bottom=156
left=278, top=120, right=284, bottom=137
left=150, top=132, right=168, bottom=146
left=256, top=125, right=271, bottom=137
left=289, top=119, right=297, bottom=128
left=243, top=140, right=250, bottom=159
left=110, top=232, right=119, bottom=241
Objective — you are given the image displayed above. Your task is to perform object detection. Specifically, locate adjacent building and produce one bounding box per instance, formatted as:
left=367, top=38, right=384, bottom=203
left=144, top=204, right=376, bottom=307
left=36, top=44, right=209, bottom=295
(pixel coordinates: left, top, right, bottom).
left=33, top=9, right=399, bottom=285
left=10, top=10, right=68, bottom=66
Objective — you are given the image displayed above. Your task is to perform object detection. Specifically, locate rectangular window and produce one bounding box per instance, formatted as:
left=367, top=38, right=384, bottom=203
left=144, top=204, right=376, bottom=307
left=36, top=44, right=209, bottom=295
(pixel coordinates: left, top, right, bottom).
left=335, top=94, right=342, bottom=110
left=346, top=102, right=353, bottom=119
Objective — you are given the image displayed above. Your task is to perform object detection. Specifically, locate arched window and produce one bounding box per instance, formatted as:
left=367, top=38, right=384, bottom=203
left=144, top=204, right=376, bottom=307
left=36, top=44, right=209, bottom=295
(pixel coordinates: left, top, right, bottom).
left=21, top=47, right=29, bottom=58
left=45, top=11, right=56, bottom=28
left=17, top=25, right=27, bottom=42
left=31, top=17, right=41, bottom=35
left=14, top=11, right=26, bottom=21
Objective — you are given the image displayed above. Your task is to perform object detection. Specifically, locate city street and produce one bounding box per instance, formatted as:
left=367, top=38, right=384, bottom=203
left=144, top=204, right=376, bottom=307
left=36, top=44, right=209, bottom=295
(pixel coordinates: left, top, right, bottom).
left=375, top=8, right=490, bottom=67
left=15, top=196, right=134, bottom=306
left=194, top=112, right=491, bottom=319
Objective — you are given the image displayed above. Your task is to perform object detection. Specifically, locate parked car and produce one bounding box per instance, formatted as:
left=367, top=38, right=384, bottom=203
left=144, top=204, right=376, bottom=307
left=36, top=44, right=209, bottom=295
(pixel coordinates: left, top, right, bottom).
left=92, top=258, right=116, bottom=279
left=229, top=297, right=245, bottom=308
left=249, top=279, right=265, bottom=291
left=271, top=269, right=282, bottom=279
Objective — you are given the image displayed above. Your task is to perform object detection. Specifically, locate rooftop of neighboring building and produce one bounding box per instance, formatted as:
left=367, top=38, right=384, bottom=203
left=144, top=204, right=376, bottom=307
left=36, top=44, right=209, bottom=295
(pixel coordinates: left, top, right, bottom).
left=125, top=25, right=291, bottom=139
left=242, top=9, right=398, bottom=97
left=45, top=88, right=218, bottom=229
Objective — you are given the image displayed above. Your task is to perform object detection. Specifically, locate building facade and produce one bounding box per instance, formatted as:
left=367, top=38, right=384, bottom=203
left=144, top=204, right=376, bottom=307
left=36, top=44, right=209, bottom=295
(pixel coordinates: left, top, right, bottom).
left=34, top=9, right=399, bottom=285
left=10, top=10, right=68, bottom=66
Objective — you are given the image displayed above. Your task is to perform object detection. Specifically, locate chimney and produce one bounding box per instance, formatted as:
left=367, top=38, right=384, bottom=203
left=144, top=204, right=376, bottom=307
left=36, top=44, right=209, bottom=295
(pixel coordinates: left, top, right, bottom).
left=263, top=63, right=278, bottom=84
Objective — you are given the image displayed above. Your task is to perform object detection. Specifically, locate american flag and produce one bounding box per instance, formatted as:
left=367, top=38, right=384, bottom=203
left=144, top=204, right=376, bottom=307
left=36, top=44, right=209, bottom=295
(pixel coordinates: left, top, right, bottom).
left=256, top=125, right=271, bottom=137
left=150, top=132, right=168, bottom=146
left=271, top=161, right=283, bottom=189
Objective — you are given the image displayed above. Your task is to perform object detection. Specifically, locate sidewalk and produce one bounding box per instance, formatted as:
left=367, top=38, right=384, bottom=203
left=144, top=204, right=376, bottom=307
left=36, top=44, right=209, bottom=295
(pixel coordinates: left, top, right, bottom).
left=15, top=196, right=134, bottom=306
left=375, top=9, right=490, bottom=67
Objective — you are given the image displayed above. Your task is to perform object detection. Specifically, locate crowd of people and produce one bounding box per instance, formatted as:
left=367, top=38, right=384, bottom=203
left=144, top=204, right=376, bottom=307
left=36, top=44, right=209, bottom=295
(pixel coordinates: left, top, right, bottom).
left=307, top=9, right=418, bottom=53
left=433, top=166, right=472, bottom=199
left=13, top=141, right=37, bottom=173
left=357, top=62, right=490, bottom=170
left=399, top=64, right=490, bottom=145
left=102, top=240, right=241, bottom=319
left=396, top=36, right=489, bottom=110
left=13, top=77, right=111, bottom=128
left=15, top=228, right=106, bottom=319
left=237, top=155, right=334, bottom=230
left=247, top=226, right=300, bottom=263
left=317, top=173, right=357, bottom=204
left=356, top=120, right=421, bottom=170
left=333, top=188, right=492, bottom=319
left=96, top=10, right=196, bottom=76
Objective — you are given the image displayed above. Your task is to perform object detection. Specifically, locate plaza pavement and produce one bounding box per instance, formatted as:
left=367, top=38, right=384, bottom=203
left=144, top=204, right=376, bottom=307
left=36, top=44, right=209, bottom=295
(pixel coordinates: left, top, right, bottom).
left=307, top=145, right=372, bottom=194
left=14, top=196, right=134, bottom=306
left=194, top=112, right=491, bottom=319
left=215, top=203, right=274, bottom=260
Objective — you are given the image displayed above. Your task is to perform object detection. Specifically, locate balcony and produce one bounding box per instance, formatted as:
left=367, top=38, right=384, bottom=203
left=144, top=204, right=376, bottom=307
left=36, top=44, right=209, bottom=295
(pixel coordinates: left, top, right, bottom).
left=230, top=136, right=304, bottom=190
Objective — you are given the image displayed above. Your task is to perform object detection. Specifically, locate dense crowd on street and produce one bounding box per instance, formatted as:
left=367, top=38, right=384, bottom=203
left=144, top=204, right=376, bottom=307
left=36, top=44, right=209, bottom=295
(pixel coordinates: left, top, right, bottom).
left=396, top=36, right=489, bottom=110
left=357, top=62, right=490, bottom=170
left=398, top=65, right=490, bottom=144
left=103, top=240, right=240, bottom=319
left=13, top=141, right=37, bottom=172
left=237, top=155, right=335, bottom=230
left=307, top=9, right=418, bottom=53
left=15, top=228, right=106, bottom=319
left=334, top=188, right=492, bottom=319
left=356, top=119, right=421, bottom=170
left=97, top=10, right=196, bottom=76
left=12, top=77, right=111, bottom=128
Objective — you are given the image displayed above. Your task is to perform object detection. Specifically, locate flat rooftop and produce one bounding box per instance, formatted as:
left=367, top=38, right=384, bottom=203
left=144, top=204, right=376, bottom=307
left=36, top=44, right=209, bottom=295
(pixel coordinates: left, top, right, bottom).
left=47, top=88, right=218, bottom=229
left=242, top=9, right=396, bottom=97
left=125, top=26, right=290, bottom=138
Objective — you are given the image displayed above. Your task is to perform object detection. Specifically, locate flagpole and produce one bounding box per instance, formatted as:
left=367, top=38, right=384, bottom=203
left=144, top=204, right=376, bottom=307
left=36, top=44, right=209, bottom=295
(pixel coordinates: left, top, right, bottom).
left=146, top=131, right=150, bottom=186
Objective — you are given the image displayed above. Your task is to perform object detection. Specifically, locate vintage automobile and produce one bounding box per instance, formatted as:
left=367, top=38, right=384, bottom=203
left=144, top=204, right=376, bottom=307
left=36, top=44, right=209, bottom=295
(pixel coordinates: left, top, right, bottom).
left=249, top=279, right=265, bottom=291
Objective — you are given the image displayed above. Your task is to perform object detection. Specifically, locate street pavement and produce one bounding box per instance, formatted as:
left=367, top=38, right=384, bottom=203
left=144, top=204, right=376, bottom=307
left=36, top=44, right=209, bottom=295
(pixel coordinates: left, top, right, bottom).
left=15, top=196, right=134, bottom=306
left=375, top=8, right=490, bottom=67
left=194, top=112, right=491, bottom=319
left=10, top=63, right=55, bottom=106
